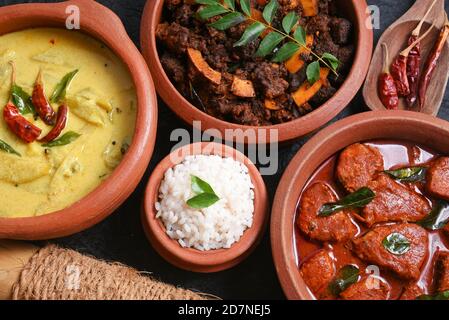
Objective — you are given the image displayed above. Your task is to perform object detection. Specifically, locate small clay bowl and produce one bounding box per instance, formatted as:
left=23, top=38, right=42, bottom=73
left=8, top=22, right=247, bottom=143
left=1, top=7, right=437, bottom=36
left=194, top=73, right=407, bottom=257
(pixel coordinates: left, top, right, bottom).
left=140, top=0, right=373, bottom=144
left=142, top=142, right=269, bottom=273
left=0, top=0, right=158, bottom=240
left=270, top=111, right=449, bottom=299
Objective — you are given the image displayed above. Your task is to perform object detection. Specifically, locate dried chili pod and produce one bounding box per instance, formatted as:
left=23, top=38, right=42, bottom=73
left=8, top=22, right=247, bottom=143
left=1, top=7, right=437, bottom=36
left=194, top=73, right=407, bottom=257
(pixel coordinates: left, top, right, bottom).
left=39, top=104, right=68, bottom=143
left=3, top=102, right=42, bottom=143
left=418, top=14, right=449, bottom=111
left=390, top=22, right=435, bottom=97
left=378, top=43, right=399, bottom=110
left=32, top=70, right=56, bottom=125
left=405, top=0, right=437, bottom=108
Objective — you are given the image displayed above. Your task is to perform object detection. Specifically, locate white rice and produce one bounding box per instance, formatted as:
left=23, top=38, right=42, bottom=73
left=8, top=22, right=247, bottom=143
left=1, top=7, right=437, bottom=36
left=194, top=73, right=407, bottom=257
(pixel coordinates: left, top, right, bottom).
left=155, top=155, right=255, bottom=251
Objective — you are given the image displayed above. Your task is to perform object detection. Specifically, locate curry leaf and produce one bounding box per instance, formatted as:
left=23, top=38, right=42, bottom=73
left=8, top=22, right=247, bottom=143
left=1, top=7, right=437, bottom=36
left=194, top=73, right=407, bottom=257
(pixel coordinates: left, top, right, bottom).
left=42, top=131, right=81, bottom=148
left=418, top=200, right=449, bottom=231
left=240, top=0, right=251, bottom=16
left=272, top=42, right=299, bottom=63
left=11, top=84, right=34, bottom=115
left=306, top=61, right=321, bottom=84
left=417, top=291, right=449, bottom=300
left=328, top=265, right=360, bottom=296
left=0, top=139, right=21, bottom=157
left=209, top=12, right=245, bottom=30
left=191, top=175, right=215, bottom=194
left=384, top=166, right=427, bottom=183
left=293, top=25, right=307, bottom=45
left=234, top=22, right=266, bottom=47
left=318, top=187, right=376, bottom=217
left=322, top=52, right=340, bottom=72
left=382, top=233, right=411, bottom=255
left=255, top=31, right=285, bottom=57
left=282, top=12, right=298, bottom=34
left=187, top=193, right=220, bottom=209
left=262, top=0, right=279, bottom=24
left=223, top=0, right=235, bottom=10
left=50, top=70, right=79, bottom=103
left=198, top=5, right=229, bottom=20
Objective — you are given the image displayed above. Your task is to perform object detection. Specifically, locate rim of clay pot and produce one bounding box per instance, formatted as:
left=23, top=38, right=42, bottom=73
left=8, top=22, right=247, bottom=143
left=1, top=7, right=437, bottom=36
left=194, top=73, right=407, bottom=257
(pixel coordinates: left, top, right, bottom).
left=140, top=0, right=373, bottom=144
left=270, top=111, right=449, bottom=300
left=0, top=0, right=158, bottom=240
left=142, top=142, right=269, bottom=273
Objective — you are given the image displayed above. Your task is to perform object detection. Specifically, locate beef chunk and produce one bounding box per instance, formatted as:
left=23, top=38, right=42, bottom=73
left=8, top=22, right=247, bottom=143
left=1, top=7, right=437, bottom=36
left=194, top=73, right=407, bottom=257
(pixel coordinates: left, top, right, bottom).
left=427, top=157, right=449, bottom=201
left=288, top=67, right=307, bottom=93
left=309, top=86, right=337, bottom=107
left=362, top=174, right=431, bottom=226
left=252, top=62, right=289, bottom=99
left=156, top=22, right=191, bottom=55
left=160, top=53, right=186, bottom=84
left=340, top=276, right=391, bottom=300
left=337, top=45, right=355, bottom=72
left=297, top=182, right=358, bottom=242
left=173, top=4, right=194, bottom=27
left=329, top=18, right=352, bottom=45
left=307, top=15, right=330, bottom=34
left=300, top=250, right=336, bottom=297
left=435, top=251, right=449, bottom=292
left=230, top=102, right=265, bottom=126
left=336, top=143, right=384, bottom=192
left=400, top=283, right=425, bottom=300
left=352, top=223, right=429, bottom=280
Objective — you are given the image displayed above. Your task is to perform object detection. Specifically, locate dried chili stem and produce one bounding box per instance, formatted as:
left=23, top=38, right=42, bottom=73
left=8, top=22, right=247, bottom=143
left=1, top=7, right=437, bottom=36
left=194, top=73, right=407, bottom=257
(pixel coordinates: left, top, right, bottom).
left=412, top=0, right=438, bottom=36
left=400, top=21, right=436, bottom=57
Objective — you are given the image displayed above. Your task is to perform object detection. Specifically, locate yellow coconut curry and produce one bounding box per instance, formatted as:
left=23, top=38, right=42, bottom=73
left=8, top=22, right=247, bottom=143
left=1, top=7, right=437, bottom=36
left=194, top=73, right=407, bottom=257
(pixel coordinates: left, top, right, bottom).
left=0, top=28, right=136, bottom=217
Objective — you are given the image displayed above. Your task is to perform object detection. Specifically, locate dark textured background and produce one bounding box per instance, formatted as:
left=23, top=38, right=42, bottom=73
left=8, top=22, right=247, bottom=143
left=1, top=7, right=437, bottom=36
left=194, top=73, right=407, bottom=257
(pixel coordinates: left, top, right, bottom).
left=1, top=0, right=449, bottom=300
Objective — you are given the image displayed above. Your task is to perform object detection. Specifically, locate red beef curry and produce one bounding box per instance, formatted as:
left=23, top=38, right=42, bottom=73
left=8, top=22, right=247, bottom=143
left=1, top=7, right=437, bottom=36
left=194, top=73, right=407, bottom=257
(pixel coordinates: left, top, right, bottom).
left=295, top=141, right=449, bottom=300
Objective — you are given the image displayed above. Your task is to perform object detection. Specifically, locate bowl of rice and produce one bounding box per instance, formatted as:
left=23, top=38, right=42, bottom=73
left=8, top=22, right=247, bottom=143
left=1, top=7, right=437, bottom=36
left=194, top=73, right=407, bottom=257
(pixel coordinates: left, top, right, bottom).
left=142, top=142, right=269, bottom=272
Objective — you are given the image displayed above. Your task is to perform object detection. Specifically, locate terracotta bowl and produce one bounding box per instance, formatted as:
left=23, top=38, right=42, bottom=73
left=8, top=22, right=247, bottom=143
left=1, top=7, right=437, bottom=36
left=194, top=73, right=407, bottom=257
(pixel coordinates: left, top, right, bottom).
left=142, top=142, right=269, bottom=273
left=270, top=111, right=449, bottom=300
left=140, top=0, right=373, bottom=144
left=0, top=0, right=158, bottom=240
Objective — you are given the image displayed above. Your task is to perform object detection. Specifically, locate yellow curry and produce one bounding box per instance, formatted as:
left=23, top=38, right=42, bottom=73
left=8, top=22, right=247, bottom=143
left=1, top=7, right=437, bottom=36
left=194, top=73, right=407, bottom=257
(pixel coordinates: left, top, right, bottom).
left=0, top=28, right=136, bottom=217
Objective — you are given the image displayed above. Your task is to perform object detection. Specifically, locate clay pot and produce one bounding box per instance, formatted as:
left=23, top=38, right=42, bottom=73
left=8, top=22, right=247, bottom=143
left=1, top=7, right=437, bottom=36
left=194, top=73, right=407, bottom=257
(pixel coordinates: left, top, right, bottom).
left=142, top=142, right=269, bottom=273
left=270, top=111, right=449, bottom=299
left=140, top=0, right=373, bottom=144
left=0, top=0, right=158, bottom=240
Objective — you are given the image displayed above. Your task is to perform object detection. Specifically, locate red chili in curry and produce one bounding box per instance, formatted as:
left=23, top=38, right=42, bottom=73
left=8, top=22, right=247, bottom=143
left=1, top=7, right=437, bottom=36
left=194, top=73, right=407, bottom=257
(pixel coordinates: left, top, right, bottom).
left=32, top=70, right=56, bottom=125
left=3, top=102, right=42, bottom=143
left=39, top=104, right=68, bottom=143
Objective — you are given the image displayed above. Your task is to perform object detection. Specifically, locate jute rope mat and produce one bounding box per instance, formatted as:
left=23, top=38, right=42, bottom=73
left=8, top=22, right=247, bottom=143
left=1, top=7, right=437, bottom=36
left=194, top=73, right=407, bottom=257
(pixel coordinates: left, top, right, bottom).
left=11, top=245, right=207, bottom=300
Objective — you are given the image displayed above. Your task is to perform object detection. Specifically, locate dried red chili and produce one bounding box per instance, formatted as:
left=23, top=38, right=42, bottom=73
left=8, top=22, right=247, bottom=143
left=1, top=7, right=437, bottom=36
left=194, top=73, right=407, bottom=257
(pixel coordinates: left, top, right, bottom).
left=39, top=104, right=68, bottom=143
left=378, top=43, right=399, bottom=110
left=32, top=70, right=56, bottom=125
left=3, top=102, right=42, bottom=143
left=418, top=15, right=449, bottom=111
left=405, top=0, right=437, bottom=108
left=405, top=35, right=420, bottom=108
left=390, top=23, right=434, bottom=98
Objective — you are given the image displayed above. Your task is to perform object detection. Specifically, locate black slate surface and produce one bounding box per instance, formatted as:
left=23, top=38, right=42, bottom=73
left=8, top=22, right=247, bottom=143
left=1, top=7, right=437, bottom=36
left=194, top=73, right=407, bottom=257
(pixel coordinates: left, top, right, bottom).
left=1, top=0, right=449, bottom=300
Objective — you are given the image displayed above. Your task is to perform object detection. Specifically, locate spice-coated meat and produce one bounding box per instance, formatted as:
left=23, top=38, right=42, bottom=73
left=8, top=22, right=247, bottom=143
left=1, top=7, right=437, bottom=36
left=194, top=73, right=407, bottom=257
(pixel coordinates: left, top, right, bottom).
left=426, top=157, right=449, bottom=201
left=297, top=182, right=358, bottom=242
left=300, top=250, right=336, bottom=297
left=352, top=223, right=429, bottom=280
left=157, top=1, right=355, bottom=126
left=362, top=174, right=431, bottom=226
left=435, top=251, right=449, bottom=292
left=336, top=143, right=384, bottom=192
left=340, top=276, right=391, bottom=300
left=400, top=283, right=425, bottom=300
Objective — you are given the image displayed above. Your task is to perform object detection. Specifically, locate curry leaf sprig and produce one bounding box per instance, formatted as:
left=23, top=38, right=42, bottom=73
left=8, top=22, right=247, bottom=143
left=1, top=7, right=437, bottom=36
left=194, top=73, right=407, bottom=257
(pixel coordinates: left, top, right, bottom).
left=196, top=0, right=340, bottom=84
